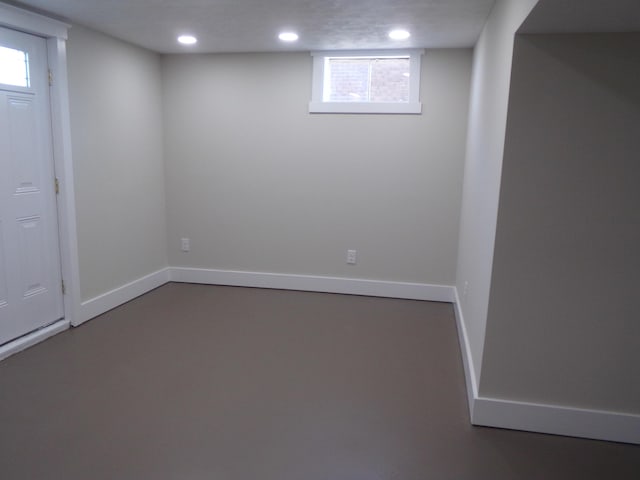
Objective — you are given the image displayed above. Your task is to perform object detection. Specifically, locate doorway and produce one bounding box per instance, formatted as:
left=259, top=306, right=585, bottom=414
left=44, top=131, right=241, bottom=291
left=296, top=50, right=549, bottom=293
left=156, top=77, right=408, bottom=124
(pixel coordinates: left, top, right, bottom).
left=0, top=26, right=64, bottom=345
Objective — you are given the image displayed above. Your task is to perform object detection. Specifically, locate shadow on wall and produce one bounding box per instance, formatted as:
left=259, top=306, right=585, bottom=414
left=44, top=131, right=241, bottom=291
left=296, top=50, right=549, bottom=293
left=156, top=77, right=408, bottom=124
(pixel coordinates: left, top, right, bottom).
left=523, top=33, right=640, bottom=108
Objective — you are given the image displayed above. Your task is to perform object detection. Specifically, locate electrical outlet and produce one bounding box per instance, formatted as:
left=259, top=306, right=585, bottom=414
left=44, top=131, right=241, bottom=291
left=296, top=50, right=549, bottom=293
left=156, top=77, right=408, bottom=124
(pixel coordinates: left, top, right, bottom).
left=347, top=249, right=357, bottom=265
left=463, top=281, right=469, bottom=298
left=181, top=237, right=190, bottom=252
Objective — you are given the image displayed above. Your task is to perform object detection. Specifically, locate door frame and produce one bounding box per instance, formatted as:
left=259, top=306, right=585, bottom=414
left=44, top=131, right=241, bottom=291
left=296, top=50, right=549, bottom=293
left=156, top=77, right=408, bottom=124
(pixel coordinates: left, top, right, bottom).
left=0, top=4, right=81, bottom=336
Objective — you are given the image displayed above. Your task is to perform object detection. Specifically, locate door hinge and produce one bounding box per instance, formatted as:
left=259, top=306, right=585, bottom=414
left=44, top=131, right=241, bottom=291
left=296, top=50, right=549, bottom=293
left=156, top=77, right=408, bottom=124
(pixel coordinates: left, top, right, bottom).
left=54, top=177, right=60, bottom=194
left=61, top=279, right=66, bottom=295
left=48, top=69, right=53, bottom=86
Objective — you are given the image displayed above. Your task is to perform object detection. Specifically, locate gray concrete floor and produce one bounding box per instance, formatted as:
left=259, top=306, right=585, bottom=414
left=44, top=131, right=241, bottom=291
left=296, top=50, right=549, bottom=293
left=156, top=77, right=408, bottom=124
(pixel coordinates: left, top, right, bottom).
left=0, top=283, right=638, bottom=479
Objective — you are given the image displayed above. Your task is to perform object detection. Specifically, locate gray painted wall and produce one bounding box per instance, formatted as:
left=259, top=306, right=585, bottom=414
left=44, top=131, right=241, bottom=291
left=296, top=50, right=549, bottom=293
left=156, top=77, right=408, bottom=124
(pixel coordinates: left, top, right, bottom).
left=67, top=25, right=168, bottom=300
left=162, top=51, right=472, bottom=284
left=481, top=33, right=640, bottom=414
left=455, top=0, right=539, bottom=384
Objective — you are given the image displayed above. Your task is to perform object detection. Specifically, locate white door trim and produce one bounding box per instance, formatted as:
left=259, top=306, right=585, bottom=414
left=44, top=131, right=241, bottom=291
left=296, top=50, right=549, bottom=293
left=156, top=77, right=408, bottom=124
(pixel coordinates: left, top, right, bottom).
left=0, top=3, right=81, bottom=327
left=0, top=3, right=68, bottom=38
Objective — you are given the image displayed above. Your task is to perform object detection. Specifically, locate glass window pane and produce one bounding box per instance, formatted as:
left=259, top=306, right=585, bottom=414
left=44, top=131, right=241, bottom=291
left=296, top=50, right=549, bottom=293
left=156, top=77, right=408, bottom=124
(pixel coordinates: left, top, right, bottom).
left=370, top=58, right=410, bottom=102
left=325, top=56, right=410, bottom=103
left=0, top=46, right=30, bottom=88
left=326, top=58, right=370, bottom=102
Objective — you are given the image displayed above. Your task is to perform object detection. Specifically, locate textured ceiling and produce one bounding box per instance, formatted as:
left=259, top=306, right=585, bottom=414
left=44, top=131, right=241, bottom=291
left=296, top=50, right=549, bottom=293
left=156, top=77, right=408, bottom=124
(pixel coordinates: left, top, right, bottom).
left=8, top=0, right=496, bottom=53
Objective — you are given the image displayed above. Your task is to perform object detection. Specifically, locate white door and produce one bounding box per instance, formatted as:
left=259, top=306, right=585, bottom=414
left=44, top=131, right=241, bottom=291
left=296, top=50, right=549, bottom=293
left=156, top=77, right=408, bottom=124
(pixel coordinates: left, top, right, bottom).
left=0, top=27, right=64, bottom=345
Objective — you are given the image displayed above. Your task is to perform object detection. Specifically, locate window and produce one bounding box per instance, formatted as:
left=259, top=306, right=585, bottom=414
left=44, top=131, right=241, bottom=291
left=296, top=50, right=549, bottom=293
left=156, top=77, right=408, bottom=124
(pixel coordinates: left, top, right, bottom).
left=309, top=50, right=423, bottom=114
left=0, top=45, right=30, bottom=88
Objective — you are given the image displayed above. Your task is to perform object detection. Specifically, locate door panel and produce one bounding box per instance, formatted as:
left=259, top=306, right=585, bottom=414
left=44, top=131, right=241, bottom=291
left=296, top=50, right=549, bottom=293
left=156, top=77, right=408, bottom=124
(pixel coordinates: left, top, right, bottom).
left=18, top=216, right=47, bottom=297
left=0, top=222, right=7, bottom=307
left=0, top=27, right=63, bottom=345
left=7, top=96, right=42, bottom=195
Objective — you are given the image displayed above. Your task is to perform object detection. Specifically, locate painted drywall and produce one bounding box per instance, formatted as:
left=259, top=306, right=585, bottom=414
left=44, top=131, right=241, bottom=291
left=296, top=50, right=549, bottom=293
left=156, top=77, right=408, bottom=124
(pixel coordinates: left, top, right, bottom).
left=67, top=25, right=168, bottom=301
left=162, top=50, right=472, bottom=285
left=520, top=0, right=640, bottom=34
left=455, top=0, right=539, bottom=386
left=481, top=33, right=640, bottom=414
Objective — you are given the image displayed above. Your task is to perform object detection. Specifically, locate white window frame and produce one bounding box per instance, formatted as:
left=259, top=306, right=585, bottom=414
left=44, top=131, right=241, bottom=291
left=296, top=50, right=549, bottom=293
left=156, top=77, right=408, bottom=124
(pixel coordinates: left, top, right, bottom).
left=309, top=49, right=424, bottom=114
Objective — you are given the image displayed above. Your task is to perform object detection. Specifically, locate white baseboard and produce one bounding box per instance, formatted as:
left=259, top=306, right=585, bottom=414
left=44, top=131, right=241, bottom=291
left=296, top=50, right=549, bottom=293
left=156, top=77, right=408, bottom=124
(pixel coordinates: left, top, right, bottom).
left=453, top=288, right=479, bottom=419
left=473, top=395, right=640, bottom=445
left=70, top=270, right=640, bottom=444
left=0, top=319, right=70, bottom=361
left=75, top=267, right=171, bottom=326
left=453, top=287, right=640, bottom=445
left=169, top=267, right=455, bottom=302
left=74, top=267, right=452, bottom=327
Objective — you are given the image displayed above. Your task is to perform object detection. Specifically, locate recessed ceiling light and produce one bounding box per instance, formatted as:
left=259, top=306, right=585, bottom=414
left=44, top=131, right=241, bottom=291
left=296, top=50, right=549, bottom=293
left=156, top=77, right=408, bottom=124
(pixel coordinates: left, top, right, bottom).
left=389, top=29, right=410, bottom=40
left=177, top=35, right=197, bottom=45
left=278, top=32, right=299, bottom=42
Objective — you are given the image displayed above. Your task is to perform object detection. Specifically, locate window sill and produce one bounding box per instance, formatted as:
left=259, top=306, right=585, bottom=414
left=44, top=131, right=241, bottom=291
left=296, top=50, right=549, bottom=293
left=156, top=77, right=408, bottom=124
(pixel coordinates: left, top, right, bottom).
left=308, top=101, right=422, bottom=115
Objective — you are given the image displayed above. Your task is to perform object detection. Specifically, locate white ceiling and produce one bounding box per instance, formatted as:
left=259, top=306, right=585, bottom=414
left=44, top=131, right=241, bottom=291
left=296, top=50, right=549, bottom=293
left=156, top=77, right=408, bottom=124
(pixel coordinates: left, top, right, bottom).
left=8, top=0, right=496, bottom=53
